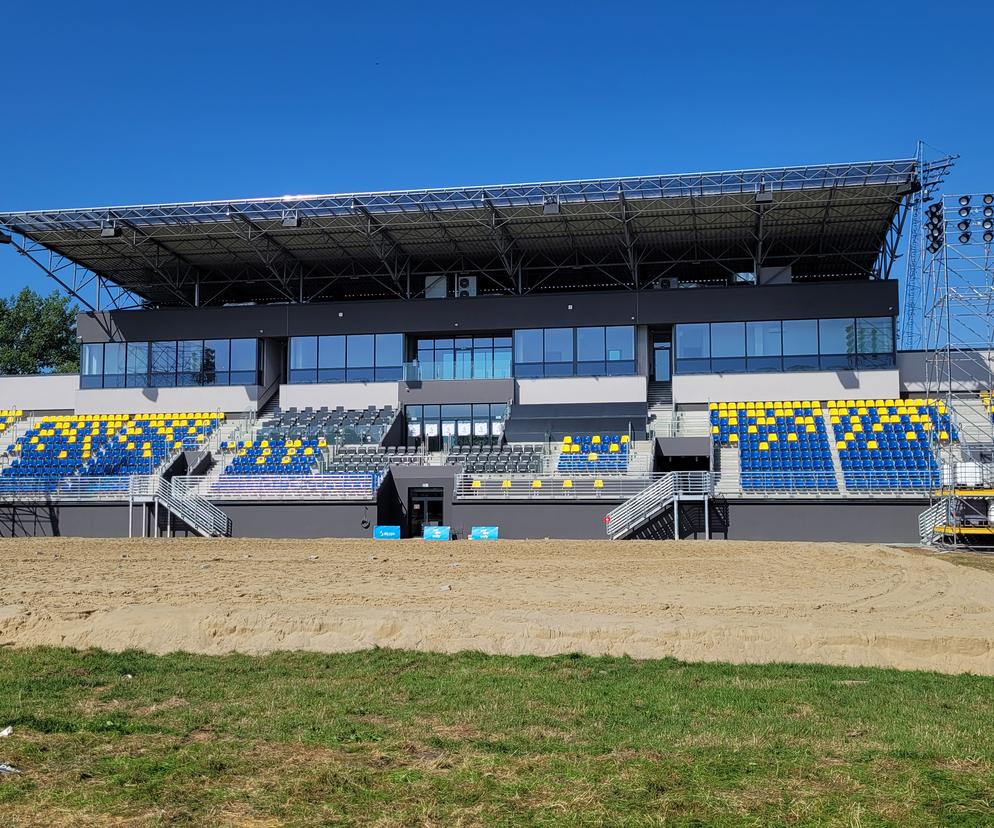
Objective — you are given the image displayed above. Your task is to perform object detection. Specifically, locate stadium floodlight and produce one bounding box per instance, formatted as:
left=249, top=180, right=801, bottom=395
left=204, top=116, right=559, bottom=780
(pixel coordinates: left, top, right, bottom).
left=100, top=221, right=120, bottom=238
left=985, top=231, right=994, bottom=244
left=959, top=195, right=971, bottom=206
left=959, top=232, right=971, bottom=244
left=959, top=207, right=971, bottom=217
left=984, top=194, right=994, bottom=205
left=958, top=219, right=971, bottom=232
left=983, top=218, right=994, bottom=231
left=0, top=230, right=10, bottom=244
left=985, top=206, right=994, bottom=218
left=542, top=194, right=561, bottom=215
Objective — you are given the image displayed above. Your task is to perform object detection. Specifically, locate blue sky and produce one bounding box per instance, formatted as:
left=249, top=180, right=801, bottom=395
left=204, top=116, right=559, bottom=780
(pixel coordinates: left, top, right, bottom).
left=1, top=0, right=991, bottom=296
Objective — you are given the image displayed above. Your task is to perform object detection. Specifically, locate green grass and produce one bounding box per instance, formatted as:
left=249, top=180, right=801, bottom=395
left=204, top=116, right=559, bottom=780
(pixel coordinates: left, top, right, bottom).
left=0, top=649, right=992, bottom=826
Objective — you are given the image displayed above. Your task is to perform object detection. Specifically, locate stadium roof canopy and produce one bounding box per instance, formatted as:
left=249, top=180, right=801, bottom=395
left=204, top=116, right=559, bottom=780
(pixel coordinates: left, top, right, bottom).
left=0, top=159, right=924, bottom=309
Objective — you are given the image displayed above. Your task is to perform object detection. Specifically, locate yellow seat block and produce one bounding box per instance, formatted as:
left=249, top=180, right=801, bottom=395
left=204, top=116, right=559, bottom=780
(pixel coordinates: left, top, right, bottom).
left=303, top=447, right=314, bottom=456
left=571, top=444, right=581, bottom=453
left=787, top=433, right=798, bottom=442
left=531, top=480, right=542, bottom=489
left=729, top=433, right=739, bottom=444
left=767, top=433, right=778, bottom=442
left=836, top=440, right=846, bottom=449
left=593, top=479, right=604, bottom=489
left=905, top=431, right=917, bottom=441
left=501, top=479, right=512, bottom=489
left=609, top=443, right=619, bottom=452
left=620, top=434, right=629, bottom=444
left=57, top=450, right=67, bottom=459
left=563, top=436, right=572, bottom=445
left=939, top=430, right=949, bottom=441
left=256, top=456, right=265, bottom=465
left=588, top=453, right=598, bottom=461
left=471, top=479, right=481, bottom=489
left=591, top=435, right=601, bottom=444
left=759, top=442, right=769, bottom=451
left=867, top=440, right=878, bottom=450
left=563, top=480, right=573, bottom=489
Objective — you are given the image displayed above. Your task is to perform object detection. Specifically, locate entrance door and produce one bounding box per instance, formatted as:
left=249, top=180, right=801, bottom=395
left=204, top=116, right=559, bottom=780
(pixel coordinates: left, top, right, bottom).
left=653, top=341, right=672, bottom=381
left=409, top=486, right=444, bottom=537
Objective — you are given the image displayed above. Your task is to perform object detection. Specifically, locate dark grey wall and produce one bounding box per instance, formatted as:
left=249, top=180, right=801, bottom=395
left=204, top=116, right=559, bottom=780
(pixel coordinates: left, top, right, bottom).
left=78, top=281, right=898, bottom=343
left=0, top=503, right=141, bottom=537
left=724, top=499, right=925, bottom=543
left=449, top=502, right=618, bottom=539
left=399, top=379, right=514, bottom=405
left=223, top=502, right=377, bottom=538
left=656, top=437, right=711, bottom=457
left=385, top=465, right=458, bottom=536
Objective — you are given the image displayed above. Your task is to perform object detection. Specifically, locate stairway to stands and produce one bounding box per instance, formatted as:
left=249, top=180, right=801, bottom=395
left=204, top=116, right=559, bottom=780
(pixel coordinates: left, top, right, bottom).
left=824, top=436, right=849, bottom=496
left=256, top=391, right=281, bottom=420
left=647, top=381, right=673, bottom=435
left=713, top=445, right=741, bottom=496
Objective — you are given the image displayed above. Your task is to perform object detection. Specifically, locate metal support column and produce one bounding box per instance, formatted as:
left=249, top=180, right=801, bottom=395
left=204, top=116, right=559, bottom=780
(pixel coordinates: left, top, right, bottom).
left=673, top=498, right=680, bottom=539
left=703, top=495, right=709, bottom=539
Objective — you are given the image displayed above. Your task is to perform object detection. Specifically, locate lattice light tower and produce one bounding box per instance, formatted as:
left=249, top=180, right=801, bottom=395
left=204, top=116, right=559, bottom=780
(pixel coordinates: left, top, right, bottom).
left=922, top=191, right=994, bottom=511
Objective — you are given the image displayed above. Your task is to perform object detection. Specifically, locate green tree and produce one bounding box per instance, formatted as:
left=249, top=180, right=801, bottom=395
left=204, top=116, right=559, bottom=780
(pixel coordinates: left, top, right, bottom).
left=0, top=288, right=79, bottom=375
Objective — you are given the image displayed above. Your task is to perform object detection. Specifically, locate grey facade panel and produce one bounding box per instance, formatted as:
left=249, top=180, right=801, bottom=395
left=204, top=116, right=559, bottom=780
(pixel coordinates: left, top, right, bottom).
left=399, top=379, right=515, bottom=405
left=78, top=281, right=898, bottom=344
left=723, top=500, right=925, bottom=543
left=449, top=502, right=617, bottom=539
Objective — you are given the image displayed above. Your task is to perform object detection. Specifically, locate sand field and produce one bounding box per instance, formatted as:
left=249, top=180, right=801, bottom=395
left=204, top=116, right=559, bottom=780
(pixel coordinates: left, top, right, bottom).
left=1, top=537, right=993, bottom=674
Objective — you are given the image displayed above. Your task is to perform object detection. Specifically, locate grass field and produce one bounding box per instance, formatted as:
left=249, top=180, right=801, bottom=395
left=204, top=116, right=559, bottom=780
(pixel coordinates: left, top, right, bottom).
left=1, top=648, right=992, bottom=826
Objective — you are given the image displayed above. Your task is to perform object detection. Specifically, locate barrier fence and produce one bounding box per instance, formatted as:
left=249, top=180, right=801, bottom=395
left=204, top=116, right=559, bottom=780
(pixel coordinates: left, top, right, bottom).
left=454, top=473, right=656, bottom=500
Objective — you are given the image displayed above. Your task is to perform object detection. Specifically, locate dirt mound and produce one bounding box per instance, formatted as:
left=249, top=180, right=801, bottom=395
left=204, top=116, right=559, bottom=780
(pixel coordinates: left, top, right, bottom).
left=2, top=537, right=993, bottom=674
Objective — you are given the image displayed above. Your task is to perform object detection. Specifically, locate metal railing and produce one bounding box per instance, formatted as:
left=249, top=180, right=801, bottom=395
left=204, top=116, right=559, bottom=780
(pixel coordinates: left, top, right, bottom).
left=0, top=475, right=130, bottom=501
left=165, top=477, right=231, bottom=536
left=201, top=473, right=382, bottom=501
left=918, top=499, right=949, bottom=544
left=605, top=471, right=711, bottom=540
left=454, top=473, right=657, bottom=500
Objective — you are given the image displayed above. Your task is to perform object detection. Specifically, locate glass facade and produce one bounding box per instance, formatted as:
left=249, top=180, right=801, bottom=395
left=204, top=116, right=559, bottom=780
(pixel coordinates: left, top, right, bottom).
left=405, top=403, right=509, bottom=449
left=513, top=326, right=635, bottom=378
left=288, top=333, right=403, bottom=383
left=81, top=339, right=261, bottom=389
left=674, top=317, right=895, bottom=374
left=412, top=336, right=512, bottom=380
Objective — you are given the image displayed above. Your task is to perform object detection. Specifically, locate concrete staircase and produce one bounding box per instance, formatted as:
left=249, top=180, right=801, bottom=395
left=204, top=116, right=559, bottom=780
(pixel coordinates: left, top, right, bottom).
left=825, top=436, right=849, bottom=495
left=647, top=381, right=673, bottom=436
left=713, top=445, right=741, bottom=496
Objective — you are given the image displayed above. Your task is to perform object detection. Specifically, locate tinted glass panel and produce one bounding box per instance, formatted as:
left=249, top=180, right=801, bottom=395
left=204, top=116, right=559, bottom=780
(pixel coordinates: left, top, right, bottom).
left=346, top=334, right=375, bottom=367
left=203, top=339, right=229, bottom=384
left=318, top=335, right=346, bottom=368
left=177, top=340, right=203, bottom=386
left=781, top=320, right=818, bottom=355
left=103, top=343, right=127, bottom=387
left=675, top=324, right=710, bottom=359
left=375, top=333, right=403, bottom=367
left=576, top=327, right=605, bottom=362
left=746, top=321, right=781, bottom=356
left=127, top=343, right=149, bottom=387
left=289, top=337, right=317, bottom=383
left=856, top=317, right=894, bottom=355
left=605, top=326, right=635, bottom=361
left=544, top=328, right=573, bottom=363
left=818, top=318, right=856, bottom=355
left=150, top=341, right=177, bottom=387
left=514, top=329, right=543, bottom=364
left=81, top=344, right=103, bottom=388
left=229, top=339, right=258, bottom=384
left=710, top=322, right=745, bottom=358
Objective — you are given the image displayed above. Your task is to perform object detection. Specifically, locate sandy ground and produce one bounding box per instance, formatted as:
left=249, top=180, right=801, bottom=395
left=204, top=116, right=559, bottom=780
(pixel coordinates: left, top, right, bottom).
left=1, top=537, right=993, bottom=674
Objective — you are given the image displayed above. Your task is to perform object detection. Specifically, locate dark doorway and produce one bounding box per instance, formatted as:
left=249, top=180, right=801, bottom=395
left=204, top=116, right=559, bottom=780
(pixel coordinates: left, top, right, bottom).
left=652, top=341, right=671, bottom=381
left=408, top=486, right=444, bottom=537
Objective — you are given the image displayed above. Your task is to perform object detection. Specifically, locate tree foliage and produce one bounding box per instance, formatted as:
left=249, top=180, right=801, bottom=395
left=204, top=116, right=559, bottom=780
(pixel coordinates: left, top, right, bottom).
left=0, top=288, right=79, bottom=375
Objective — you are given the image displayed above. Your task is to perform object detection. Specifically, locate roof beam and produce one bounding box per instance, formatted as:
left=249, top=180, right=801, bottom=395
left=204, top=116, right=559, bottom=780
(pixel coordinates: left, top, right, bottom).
left=617, top=189, right=644, bottom=287
left=354, top=204, right=409, bottom=288
left=481, top=198, right=522, bottom=292
left=226, top=207, right=305, bottom=302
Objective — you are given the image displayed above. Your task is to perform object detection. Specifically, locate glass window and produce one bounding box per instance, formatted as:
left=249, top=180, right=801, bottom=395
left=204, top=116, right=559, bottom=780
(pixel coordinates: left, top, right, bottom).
left=318, top=335, right=346, bottom=382
left=81, top=344, right=103, bottom=389
left=675, top=324, right=710, bottom=373
left=375, top=333, right=403, bottom=381
left=177, top=340, right=204, bottom=387
left=126, top=343, right=149, bottom=388
left=605, top=326, right=635, bottom=361
left=782, top=320, right=819, bottom=372
left=150, top=341, right=177, bottom=387
left=856, top=317, right=894, bottom=354
left=543, top=328, right=573, bottom=377
left=514, top=329, right=544, bottom=377
left=576, top=327, right=605, bottom=376
left=710, top=322, right=745, bottom=373
left=230, top=338, right=259, bottom=384
left=346, top=334, right=375, bottom=381
left=746, top=321, right=782, bottom=372
left=494, top=346, right=512, bottom=378
left=103, top=343, right=126, bottom=388
left=818, top=318, right=856, bottom=370
left=203, top=339, right=229, bottom=385
left=290, top=336, right=318, bottom=384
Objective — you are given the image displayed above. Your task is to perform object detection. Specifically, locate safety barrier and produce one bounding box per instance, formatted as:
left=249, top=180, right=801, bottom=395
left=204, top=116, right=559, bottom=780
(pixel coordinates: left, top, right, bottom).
left=454, top=474, right=656, bottom=500
left=203, top=473, right=381, bottom=501
left=605, top=471, right=712, bottom=540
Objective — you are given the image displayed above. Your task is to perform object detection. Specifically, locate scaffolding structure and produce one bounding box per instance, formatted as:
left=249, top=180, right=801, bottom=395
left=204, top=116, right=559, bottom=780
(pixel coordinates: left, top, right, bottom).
left=922, top=191, right=994, bottom=546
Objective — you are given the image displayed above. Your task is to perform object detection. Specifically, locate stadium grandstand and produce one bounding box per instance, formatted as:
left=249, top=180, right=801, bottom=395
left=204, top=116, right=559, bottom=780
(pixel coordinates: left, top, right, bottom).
left=1, top=156, right=992, bottom=544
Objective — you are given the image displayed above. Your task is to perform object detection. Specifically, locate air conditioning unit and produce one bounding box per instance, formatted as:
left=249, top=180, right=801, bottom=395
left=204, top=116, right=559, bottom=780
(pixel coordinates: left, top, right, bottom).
left=655, top=277, right=679, bottom=290
left=425, top=275, right=448, bottom=299
left=456, top=275, right=477, bottom=297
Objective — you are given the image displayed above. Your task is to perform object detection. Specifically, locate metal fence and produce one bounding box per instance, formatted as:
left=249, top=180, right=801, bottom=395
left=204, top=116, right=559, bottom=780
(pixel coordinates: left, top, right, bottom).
left=0, top=475, right=130, bottom=501
left=605, top=472, right=711, bottom=539
left=454, top=473, right=656, bottom=500
left=202, top=473, right=382, bottom=501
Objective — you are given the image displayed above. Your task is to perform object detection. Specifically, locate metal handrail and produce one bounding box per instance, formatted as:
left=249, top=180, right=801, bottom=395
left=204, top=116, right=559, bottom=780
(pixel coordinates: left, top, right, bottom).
left=454, top=473, right=656, bottom=500
left=0, top=475, right=130, bottom=501
left=167, top=477, right=230, bottom=535
left=201, top=473, right=381, bottom=501
left=605, top=471, right=711, bottom=539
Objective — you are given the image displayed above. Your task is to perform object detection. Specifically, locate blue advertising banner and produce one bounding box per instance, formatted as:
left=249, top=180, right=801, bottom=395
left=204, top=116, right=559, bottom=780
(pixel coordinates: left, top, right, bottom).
left=423, top=525, right=451, bottom=541
left=373, top=525, right=401, bottom=539
left=470, top=526, right=499, bottom=540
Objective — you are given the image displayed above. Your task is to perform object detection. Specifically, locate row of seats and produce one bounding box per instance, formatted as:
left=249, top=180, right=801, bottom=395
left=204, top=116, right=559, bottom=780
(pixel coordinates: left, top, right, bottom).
left=828, top=400, right=949, bottom=490
left=446, top=444, right=544, bottom=474
left=0, top=410, right=23, bottom=436
left=711, top=403, right=835, bottom=491
left=3, top=413, right=222, bottom=478
left=557, top=434, right=630, bottom=472
left=260, top=406, right=395, bottom=445
left=326, top=447, right=424, bottom=474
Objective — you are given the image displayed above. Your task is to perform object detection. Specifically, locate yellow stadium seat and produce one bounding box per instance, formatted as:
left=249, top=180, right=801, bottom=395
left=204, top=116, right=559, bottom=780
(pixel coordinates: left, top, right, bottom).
left=905, top=431, right=917, bottom=441
left=471, top=479, right=481, bottom=489
left=759, top=442, right=769, bottom=451
left=866, top=440, right=878, bottom=450
left=609, top=443, right=619, bottom=453
left=939, top=430, right=949, bottom=441
left=729, top=433, right=739, bottom=444
left=563, top=480, right=573, bottom=489
left=502, top=479, right=512, bottom=489
left=256, top=456, right=265, bottom=465
left=571, top=444, right=581, bottom=453
left=620, top=434, right=629, bottom=444
left=563, top=436, right=572, bottom=445
left=592, top=435, right=601, bottom=444
left=531, top=480, right=542, bottom=489
left=593, top=479, right=604, bottom=489
left=588, top=452, right=598, bottom=461
left=787, top=433, right=798, bottom=442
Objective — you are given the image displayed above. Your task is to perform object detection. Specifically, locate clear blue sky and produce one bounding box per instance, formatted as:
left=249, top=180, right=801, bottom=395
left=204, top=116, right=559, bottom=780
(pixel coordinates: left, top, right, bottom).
left=1, top=0, right=991, bottom=297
